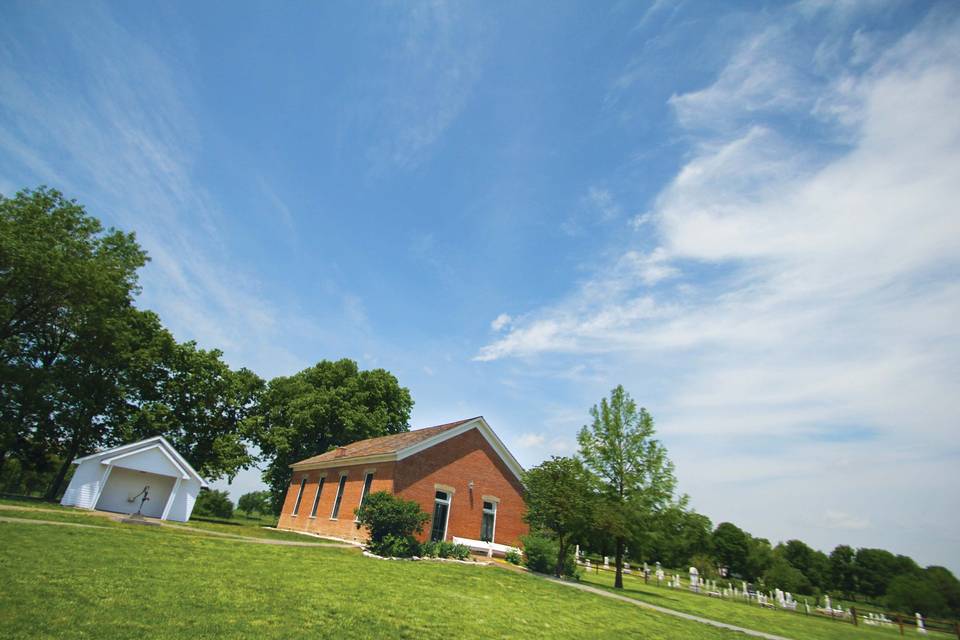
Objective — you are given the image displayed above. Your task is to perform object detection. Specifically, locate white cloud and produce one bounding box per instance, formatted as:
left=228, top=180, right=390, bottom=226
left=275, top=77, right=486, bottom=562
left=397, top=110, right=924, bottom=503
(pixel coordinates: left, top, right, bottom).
left=0, top=5, right=308, bottom=377
left=367, top=2, right=486, bottom=170
left=476, top=5, right=960, bottom=568
left=822, top=510, right=870, bottom=531
left=490, top=313, right=512, bottom=332
left=517, top=432, right=546, bottom=448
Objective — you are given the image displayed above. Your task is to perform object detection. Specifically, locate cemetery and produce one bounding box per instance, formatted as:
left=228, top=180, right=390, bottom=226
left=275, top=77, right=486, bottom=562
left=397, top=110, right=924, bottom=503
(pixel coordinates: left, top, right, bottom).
left=572, top=547, right=960, bottom=638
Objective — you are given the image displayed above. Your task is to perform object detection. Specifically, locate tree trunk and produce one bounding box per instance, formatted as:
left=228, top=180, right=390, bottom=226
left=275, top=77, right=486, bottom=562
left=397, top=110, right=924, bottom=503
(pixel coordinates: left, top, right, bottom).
left=555, top=536, right=566, bottom=578
left=45, top=431, right=83, bottom=501
left=615, top=536, right=625, bottom=589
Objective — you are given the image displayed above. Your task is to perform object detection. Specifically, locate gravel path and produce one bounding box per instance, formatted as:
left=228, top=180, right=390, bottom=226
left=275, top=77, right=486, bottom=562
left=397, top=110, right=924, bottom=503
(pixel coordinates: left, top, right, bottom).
left=0, top=504, right=352, bottom=548
left=542, top=576, right=794, bottom=640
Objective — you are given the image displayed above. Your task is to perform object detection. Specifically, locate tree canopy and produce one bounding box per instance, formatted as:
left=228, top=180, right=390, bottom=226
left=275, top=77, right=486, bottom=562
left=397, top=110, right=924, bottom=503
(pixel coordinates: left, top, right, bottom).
left=578, top=385, right=676, bottom=589
left=247, top=358, right=413, bottom=512
left=523, top=456, right=596, bottom=577
left=1, top=187, right=264, bottom=497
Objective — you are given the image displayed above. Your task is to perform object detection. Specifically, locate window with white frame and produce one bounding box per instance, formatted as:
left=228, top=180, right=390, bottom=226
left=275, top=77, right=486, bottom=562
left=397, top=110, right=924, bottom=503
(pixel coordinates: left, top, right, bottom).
left=429, top=490, right=451, bottom=542
left=480, top=500, right=497, bottom=542
left=292, top=476, right=307, bottom=516
left=309, top=476, right=326, bottom=518
left=355, top=471, right=374, bottom=521
left=330, top=473, right=348, bottom=519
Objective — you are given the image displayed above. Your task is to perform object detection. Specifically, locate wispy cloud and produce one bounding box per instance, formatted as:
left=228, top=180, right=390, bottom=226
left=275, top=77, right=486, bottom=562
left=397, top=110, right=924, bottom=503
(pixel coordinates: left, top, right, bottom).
left=365, top=1, right=487, bottom=171
left=0, top=4, right=306, bottom=377
left=476, top=4, right=960, bottom=565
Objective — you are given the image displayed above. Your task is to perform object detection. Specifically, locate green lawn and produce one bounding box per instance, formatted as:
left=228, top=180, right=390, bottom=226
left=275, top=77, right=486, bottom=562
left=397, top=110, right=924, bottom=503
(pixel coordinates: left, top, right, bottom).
left=580, top=569, right=950, bottom=640
left=0, top=497, right=318, bottom=543
left=0, top=517, right=740, bottom=640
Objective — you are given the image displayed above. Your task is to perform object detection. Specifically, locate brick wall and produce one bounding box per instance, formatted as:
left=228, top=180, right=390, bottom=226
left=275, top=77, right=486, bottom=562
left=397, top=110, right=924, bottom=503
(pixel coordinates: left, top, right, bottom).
left=277, top=461, right=395, bottom=542
left=394, top=428, right=527, bottom=547
left=277, top=426, right=528, bottom=547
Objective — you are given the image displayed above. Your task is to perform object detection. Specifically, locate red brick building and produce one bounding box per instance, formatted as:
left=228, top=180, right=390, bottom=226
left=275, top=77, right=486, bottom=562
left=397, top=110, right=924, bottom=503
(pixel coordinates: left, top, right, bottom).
left=277, top=417, right=527, bottom=550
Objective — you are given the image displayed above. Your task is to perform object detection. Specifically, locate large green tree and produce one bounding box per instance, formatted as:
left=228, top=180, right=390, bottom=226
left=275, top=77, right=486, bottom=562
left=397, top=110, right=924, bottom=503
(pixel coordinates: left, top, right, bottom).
left=248, top=359, right=413, bottom=513
left=117, top=337, right=264, bottom=481
left=644, top=502, right=712, bottom=569
left=855, top=548, right=902, bottom=598
left=829, top=544, right=857, bottom=597
left=776, top=539, right=830, bottom=590
left=1, top=187, right=263, bottom=497
left=712, top=522, right=750, bottom=577
left=0, top=187, right=148, bottom=497
left=523, top=456, right=596, bottom=578
left=577, top=385, right=676, bottom=589
left=745, top=535, right=774, bottom=581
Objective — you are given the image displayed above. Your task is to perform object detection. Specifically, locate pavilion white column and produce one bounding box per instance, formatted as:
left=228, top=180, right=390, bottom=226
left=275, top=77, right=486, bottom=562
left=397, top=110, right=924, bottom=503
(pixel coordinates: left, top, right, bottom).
left=161, top=476, right=183, bottom=521
left=89, top=464, right=114, bottom=510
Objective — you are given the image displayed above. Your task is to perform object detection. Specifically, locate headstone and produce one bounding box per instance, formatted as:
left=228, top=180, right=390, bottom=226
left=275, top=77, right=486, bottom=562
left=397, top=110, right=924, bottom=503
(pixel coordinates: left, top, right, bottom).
left=825, top=595, right=832, bottom=611
left=915, top=612, right=926, bottom=634
left=604, top=556, right=609, bottom=568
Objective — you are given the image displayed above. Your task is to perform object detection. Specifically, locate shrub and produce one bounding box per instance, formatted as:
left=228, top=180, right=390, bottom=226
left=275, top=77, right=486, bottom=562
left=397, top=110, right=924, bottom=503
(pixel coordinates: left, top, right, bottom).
left=419, top=540, right=439, bottom=558
left=355, top=491, right=429, bottom=556
left=192, top=489, right=234, bottom=519
left=520, top=533, right=578, bottom=578
left=505, top=549, right=522, bottom=565
left=450, top=544, right=471, bottom=561
left=521, top=533, right=556, bottom=573
left=371, top=534, right=420, bottom=558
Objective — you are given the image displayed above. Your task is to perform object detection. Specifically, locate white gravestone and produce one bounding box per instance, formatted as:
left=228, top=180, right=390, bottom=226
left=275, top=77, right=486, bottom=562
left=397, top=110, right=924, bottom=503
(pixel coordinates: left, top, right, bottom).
left=915, top=612, right=926, bottom=634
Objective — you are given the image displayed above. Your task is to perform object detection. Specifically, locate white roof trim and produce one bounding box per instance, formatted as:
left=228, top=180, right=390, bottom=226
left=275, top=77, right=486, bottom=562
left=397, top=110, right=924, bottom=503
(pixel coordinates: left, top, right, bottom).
left=71, top=436, right=208, bottom=487
left=101, top=443, right=190, bottom=481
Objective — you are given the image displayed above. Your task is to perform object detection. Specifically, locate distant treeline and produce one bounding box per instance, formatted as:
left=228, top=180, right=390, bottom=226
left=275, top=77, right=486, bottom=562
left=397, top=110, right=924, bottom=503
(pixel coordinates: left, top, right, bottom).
left=580, top=507, right=959, bottom=618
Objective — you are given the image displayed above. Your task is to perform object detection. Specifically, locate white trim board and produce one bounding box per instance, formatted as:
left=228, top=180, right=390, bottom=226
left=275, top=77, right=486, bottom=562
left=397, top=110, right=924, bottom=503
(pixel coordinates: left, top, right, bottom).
left=101, top=443, right=190, bottom=480
left=72, top=436, right=208, bottom=487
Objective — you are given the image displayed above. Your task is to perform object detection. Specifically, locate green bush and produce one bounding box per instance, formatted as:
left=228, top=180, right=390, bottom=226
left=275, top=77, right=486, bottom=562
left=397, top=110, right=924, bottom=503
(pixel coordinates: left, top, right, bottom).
left=192, top=489, right=234, bottom=519
left=371, top=534, right=420, bottom=558
left=419, top=540, right=439, bottom=558
left=354, top=491, right=429, bottom=557
left=505, top=549, right=522, bottom=565
left=521, top=533, right=556, bottom=573
left=451, top=544, right=470, bottom=561
left=520, top=533, right=579, bottom=578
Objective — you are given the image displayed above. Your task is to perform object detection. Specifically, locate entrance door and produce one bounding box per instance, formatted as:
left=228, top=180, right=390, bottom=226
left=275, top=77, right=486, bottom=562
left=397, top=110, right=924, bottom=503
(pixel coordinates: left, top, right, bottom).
left=430, top=490, right=451, bottom=542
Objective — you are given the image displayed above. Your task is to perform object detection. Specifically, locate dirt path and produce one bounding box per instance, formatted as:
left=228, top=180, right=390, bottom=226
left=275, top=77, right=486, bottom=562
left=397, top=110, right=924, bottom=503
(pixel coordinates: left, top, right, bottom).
left=0, top=503, right=352, bottom=548
left=541, top=576, right=794, bottom=640
left=0, top=515, right=109, bottom=529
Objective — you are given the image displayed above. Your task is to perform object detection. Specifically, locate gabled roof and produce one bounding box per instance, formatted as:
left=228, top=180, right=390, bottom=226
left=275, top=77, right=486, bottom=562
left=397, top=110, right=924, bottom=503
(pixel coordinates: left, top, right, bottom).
left=71, top=436, right=209, bottom=487
left=290, top=416, right=525, bottom=483
left=293, top=418, right=475, bottom=467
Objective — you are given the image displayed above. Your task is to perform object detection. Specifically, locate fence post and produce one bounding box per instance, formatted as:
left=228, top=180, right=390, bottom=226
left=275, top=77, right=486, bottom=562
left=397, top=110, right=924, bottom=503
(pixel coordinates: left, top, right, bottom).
left=897, top=615, right=904, bottom=636
left=851, top=607, right=858, bottom=626
left=954, top=621, right=959, bottom=639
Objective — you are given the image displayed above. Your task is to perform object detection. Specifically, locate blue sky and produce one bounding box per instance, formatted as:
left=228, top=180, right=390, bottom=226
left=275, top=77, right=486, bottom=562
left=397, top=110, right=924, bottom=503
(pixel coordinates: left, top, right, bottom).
left=2, top=1, right=959, bottom=572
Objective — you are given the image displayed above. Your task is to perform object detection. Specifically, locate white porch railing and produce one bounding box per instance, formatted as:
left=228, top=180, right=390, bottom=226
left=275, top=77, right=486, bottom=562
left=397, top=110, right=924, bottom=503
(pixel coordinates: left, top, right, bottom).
left=452, top=536, right=520, bottom=558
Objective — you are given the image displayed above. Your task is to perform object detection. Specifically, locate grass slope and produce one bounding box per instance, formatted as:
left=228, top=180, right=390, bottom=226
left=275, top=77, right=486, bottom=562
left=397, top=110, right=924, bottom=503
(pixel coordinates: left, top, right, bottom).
left=0, top=518, right=737, bottom=640
left=581, top=570, right=950, bottom=640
